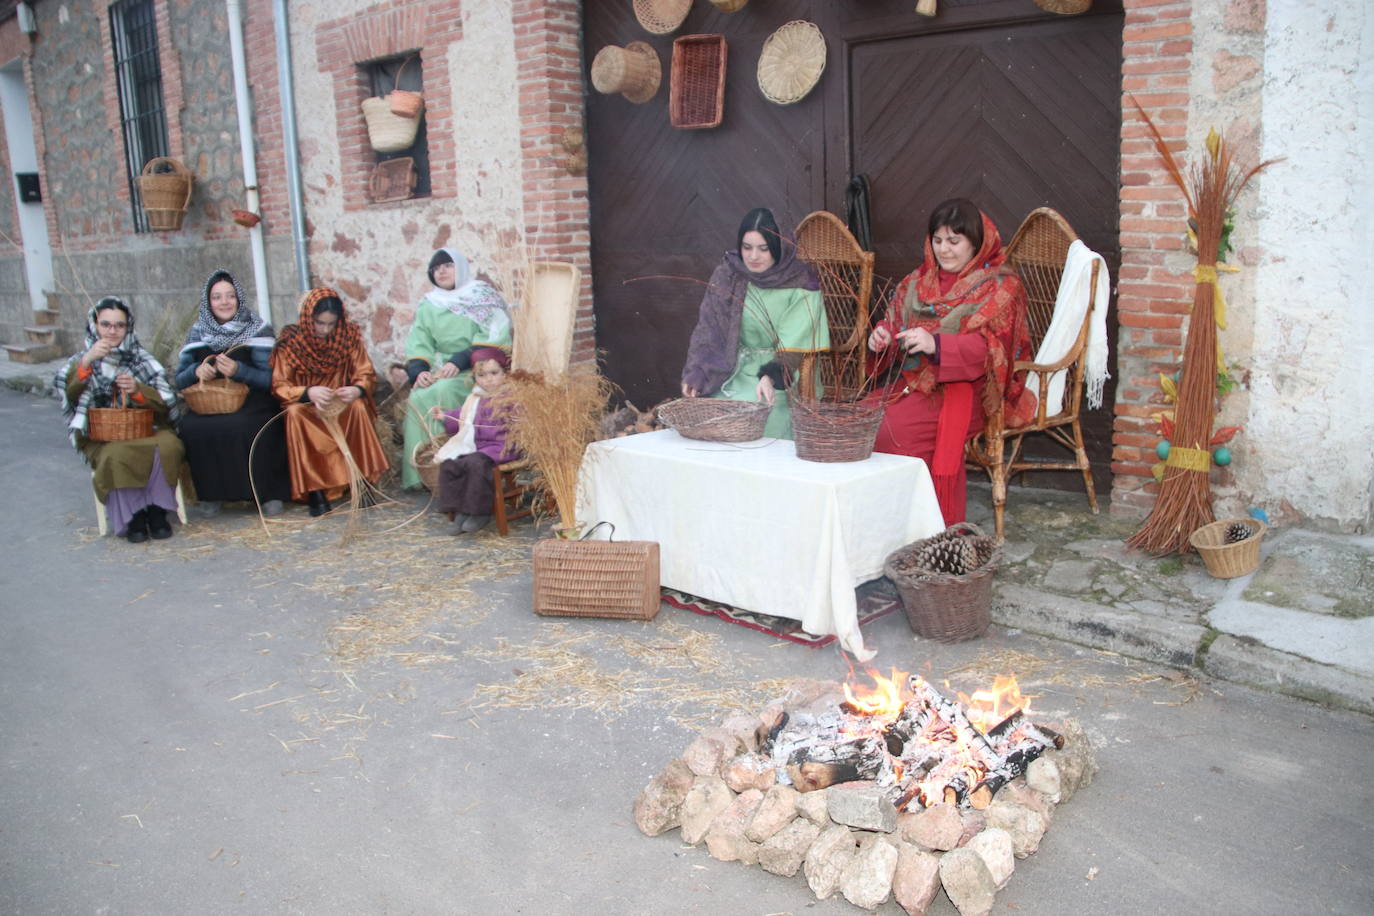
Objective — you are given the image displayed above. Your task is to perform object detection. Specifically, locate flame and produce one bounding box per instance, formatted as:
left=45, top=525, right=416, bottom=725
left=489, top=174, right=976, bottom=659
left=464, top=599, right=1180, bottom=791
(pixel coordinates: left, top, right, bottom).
left=958, top=675, right=1033, bottom=734
left=842, top=667, right=908, bottom=719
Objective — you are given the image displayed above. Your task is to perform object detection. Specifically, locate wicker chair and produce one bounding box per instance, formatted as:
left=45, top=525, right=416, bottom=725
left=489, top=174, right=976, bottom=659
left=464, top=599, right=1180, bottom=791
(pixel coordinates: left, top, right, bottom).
left=793, top=211, right=874, bottom=401
left=966, top=207, right=1101, bottom=541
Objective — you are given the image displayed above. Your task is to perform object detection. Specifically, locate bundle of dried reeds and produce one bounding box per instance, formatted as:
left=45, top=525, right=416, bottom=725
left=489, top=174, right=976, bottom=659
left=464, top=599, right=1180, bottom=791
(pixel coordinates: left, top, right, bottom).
left=1126, top=107, right=1277, bottom=555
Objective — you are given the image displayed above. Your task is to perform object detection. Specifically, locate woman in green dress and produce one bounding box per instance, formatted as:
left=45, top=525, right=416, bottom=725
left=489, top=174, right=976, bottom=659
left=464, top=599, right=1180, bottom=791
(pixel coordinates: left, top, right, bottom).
left=680, top=208, right=828, bottom=438
left=401, top=248, right=512, bottom=488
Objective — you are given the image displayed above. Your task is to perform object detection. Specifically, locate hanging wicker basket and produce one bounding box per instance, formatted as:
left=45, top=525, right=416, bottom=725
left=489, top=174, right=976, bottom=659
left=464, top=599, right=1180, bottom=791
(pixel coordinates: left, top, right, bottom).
left=1189, top=517, right=1267, bottom=578
left=709, top=0, right=749, bottom=11
left=591, top=42, right=662, bottom=104
left=387, top=56, right=424, bottom=118
left=885, top=522, right=1001, bottom=643
left=670, top=34, right=727, bottom=129
left=757, top=20, right=827, bottom=106
left=633, top=0, right=691, bottom=35
left=363, top=97, right=421, bottom=153
left=87, top=391, right=154, bottom=442
left=1034, top=0, right=1092, bottom=14
left=791, top=400, right=883, bottom=462
left=136, top=157, right=193, bottom=231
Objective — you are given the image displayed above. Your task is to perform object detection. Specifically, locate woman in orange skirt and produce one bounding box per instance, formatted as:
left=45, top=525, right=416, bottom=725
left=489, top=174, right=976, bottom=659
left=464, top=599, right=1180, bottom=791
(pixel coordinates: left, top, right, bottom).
left=270, top=288, right=389, bottom=516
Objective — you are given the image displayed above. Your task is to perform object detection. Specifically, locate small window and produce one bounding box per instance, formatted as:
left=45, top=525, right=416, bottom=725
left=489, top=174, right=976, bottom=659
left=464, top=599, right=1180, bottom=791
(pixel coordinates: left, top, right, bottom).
left=110, top=0, right=170, bottom=233
left=365, top=54, right=431, bottom=200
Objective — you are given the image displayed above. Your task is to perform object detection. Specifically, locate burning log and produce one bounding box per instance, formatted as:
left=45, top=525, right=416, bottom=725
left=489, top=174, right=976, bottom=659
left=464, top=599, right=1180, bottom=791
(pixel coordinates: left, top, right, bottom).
left=785, top=734, right=890, bottom=792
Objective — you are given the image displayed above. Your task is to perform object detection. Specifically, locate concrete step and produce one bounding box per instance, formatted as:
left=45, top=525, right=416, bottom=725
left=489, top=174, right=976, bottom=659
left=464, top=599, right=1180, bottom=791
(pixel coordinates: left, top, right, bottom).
left=23, top=326, right=56, bottom=344
left=3, top=342, right=62, bottom=363
left=32, top=308, right=60, bottom=327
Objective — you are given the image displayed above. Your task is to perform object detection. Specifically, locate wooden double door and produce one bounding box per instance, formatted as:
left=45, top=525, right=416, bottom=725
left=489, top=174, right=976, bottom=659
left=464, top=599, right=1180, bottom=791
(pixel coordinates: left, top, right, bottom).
left=584, top=0, right=1123, bottom=491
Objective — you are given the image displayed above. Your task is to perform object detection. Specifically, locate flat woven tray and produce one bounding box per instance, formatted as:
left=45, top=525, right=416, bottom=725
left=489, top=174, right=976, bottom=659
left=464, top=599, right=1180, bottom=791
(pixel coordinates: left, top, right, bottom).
left=670, top=34, right=727, bottom=129
left=658, top=397, right=768, bottom=442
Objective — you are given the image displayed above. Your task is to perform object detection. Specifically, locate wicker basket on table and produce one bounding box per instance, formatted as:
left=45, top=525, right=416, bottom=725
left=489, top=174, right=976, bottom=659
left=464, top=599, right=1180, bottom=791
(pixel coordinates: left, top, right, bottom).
left=409, top=437, right=448, bottom=493
left=791, top=400, right=883, bottom=462
left=1189, top=517, right=1266, bottom=578
left=87, top=391, right=154, bottom=442
left=884, top=522, right=1001, bottom=642
left=658, top=397, right=769, bottom=442
left=183, top=355, right=249, bottom=415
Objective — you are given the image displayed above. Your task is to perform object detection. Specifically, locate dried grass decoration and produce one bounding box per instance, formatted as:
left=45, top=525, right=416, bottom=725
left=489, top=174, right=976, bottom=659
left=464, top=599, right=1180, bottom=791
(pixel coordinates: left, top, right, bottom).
left=1126, top=107, right=1278, bottom=555
left=757, top=20, right=827, bottom=106
left=492, top=365, right=617, bottom=536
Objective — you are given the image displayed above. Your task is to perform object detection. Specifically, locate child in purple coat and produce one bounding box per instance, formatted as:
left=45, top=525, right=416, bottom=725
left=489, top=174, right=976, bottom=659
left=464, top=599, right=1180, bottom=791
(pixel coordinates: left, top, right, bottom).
left=428, top=347, right=520, bottom=534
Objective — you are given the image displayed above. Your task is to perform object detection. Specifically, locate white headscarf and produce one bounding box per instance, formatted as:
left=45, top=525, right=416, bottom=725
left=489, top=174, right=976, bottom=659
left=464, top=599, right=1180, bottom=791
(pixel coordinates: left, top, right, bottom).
left=423, top=248, right=511, bottom=338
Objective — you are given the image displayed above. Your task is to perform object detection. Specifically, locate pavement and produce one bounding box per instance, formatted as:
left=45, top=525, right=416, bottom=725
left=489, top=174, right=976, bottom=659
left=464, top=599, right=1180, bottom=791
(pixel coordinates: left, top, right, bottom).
left=3, top=363, right=1372, bottom=914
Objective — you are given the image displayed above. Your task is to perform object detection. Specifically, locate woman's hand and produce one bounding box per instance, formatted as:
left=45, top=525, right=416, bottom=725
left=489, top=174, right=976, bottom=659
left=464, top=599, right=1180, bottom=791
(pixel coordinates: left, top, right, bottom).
left=755, top=375, right=776, bottom=406
left=428, top=405, right=446, bottom=420
left=212, top=353, right=238, bottom=377
left=114, top=372, right=137, bottom=395
left=335, top=386, right=361, bottom=404
left=868, top=325, right=893, bottom=353
left=308, top=385, right=335, bottom=410
left=435, top=362, right=459, bottom=379
left=681, top=381, right=699, bottom=398
left=895, top=327, right=936, bottom=356
left=414, top=370, right=434, bottom=389
left=194, top=360, right=218, bottom=382
left=82, top=340, right=113, bottom=368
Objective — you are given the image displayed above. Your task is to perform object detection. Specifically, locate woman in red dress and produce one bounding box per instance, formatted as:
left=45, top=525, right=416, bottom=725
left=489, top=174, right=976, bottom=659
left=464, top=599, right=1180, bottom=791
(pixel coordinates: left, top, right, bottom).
left=866, top=199, right=1035, bottom=523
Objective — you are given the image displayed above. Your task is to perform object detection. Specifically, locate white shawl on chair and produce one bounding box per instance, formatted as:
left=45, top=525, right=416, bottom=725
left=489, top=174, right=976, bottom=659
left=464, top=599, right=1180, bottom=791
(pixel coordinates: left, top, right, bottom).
left=1026, top=239, right=1110, bottom=416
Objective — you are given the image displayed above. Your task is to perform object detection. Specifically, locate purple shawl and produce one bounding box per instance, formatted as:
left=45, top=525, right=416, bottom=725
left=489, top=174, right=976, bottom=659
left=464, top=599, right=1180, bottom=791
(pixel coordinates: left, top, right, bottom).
left=681, top=247, right=820, bottom=396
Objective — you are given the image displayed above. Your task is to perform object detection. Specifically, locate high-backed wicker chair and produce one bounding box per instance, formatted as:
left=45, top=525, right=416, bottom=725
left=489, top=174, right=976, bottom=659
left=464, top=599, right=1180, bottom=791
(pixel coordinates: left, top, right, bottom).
left=966, top=207, right=1101, bottom=541
left=793, top=211, right=874, bottom=401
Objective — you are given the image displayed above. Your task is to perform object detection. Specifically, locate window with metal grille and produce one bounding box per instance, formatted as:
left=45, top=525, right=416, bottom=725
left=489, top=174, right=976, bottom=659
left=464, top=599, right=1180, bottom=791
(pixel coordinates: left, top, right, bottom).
left=366, top=54, right=431, bottom=201
left=110, top=0, right=170, bottom=233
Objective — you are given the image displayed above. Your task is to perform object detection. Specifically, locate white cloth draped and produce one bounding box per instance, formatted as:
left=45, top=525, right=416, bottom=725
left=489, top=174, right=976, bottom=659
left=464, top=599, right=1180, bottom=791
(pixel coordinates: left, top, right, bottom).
left=1026, top=239, right=1111, bottom=415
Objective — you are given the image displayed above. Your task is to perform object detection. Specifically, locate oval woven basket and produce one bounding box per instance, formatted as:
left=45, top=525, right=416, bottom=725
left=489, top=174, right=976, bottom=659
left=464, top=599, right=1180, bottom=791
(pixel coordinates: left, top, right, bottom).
left=885, top=522, right=1001, bottom=643
left=184, top=378, right=248, bottom=415
left=362, top=97, right=421, bottom=153
left=791, top=400, right=882, bottom=462
left=757, top=20, right=827, bottom=105
left=88, top=394, right=154, bottom=442
left=658, top=397, right=769, bottom=442
left=709, top=0, right=748, bottom=11
left=633, top=0, right=691, bottom=35
left=1189, top=517, right=1266, bottom=578
left=1034, top=0, right=1092, bottom=13
left=410, top=438, right=447, bottom=493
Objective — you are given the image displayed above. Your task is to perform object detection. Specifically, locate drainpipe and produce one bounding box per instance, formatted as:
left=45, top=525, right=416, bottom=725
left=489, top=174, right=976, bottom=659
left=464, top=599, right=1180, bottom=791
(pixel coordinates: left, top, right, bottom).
left=272, top=0, right=310, bottom=293
left=226, top=0, right=273, bottom=324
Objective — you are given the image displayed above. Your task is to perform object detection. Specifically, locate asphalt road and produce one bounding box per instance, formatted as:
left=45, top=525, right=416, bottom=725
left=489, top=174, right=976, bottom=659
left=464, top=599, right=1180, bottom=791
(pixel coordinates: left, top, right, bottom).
left=1, top=387, right=1370, bottom=915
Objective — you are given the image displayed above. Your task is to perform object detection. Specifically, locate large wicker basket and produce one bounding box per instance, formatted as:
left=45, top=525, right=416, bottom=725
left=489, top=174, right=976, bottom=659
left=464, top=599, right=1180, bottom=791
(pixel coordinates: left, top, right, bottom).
left=533, top=526, right=661, bottom=620
left=658, top=397, right=769, bottom=442
left=362, top=97, right=421, bottom=153
left=791, top=400, right=883, bottom=462
left=885, top=522, right=1001, bottom=643
left=410, top=438, right=447, bottom=493
left=87, top=392, right=154, bottom=443
left=136, top=157, right=192, bottom=231
left=1189, top=517, right=1266, bottom=578
left=670, top=34, right=727, bottom=129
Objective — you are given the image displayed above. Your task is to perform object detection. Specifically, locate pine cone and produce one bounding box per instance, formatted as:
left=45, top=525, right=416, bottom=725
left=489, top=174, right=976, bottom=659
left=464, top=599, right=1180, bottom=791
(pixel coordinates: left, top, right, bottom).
left=918, top=537, right=976, bottom=575
left=1224, top=522, right=1252, bottom=544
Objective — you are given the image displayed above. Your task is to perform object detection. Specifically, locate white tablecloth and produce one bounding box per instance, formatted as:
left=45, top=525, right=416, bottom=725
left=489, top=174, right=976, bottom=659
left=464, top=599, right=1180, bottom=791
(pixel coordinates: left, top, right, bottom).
left=576, top=430, right=945, bottom=659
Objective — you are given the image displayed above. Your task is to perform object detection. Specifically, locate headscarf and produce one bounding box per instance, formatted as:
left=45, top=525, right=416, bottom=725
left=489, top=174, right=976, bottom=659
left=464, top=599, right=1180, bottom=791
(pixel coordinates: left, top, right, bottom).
left=682, top=212, right=821, bottom=396
left=421, top=247, right=510, bottom=331
left=54, top=298, right=182, bottom=447
left=272, top=287, right=365, bottom=384
left=470, top=346, right=511, bottom=370
left=179, top=268, right=274, bottom=358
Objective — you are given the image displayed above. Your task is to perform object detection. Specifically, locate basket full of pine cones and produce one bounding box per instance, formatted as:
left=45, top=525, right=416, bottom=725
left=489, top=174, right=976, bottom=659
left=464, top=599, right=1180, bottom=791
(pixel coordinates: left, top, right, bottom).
left=883, top=522, right=1001, bottom=642
left=1188, top=517, right=1267, bottom=578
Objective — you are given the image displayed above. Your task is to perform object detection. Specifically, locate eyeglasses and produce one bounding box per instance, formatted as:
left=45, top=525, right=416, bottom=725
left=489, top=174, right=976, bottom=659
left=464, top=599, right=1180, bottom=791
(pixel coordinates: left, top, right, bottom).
left=98, top=321, right=128, bottom=331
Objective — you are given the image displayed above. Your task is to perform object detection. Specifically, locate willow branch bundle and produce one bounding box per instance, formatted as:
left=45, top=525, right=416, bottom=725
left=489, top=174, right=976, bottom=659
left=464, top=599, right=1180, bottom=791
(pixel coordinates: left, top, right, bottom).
left=1126, top=105, right=1277, bottom=554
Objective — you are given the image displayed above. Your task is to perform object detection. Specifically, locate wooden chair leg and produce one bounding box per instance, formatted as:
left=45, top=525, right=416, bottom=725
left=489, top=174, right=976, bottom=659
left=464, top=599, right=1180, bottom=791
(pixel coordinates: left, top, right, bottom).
left=1070, top=418, right=1100, bottom=514
left=492, top=464, right=511, bottom=537
left=988, top=435, right=1008, bottom=543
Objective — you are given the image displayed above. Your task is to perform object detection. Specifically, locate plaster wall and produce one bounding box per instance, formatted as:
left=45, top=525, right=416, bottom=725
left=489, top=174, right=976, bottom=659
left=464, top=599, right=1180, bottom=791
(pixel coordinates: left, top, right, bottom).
left=291, top=0, right=526, bottom=366
left=1247, top=0, right=1374, bottom=530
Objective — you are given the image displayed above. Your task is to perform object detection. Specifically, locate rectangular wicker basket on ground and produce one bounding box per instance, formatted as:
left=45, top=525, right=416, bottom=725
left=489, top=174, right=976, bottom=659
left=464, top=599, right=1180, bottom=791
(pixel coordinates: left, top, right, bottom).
left=670, top=34, right=727, bottom=129
left=533, top=537, right=661, bottom=620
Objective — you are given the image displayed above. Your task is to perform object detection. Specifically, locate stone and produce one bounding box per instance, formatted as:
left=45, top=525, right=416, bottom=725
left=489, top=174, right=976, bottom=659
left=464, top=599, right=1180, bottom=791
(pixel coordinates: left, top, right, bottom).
left=700, top=726, right=744, bottom=757
left=1000, top=781, right=1054, bottom=825
left=683, top=734, right=732, bottom=777
left=1046, top=558, right=1099, bottom=593
left=840, top=833, right=900, bottom=910
left=719, top=714, right=761, bottom=752
left=965, top=827, right=1015, bottom=889
left=957, top=808, right=988, bottom=848
left=632, top=757, right=695, bottom=836
left=746, top=784, right=800, bottom=843
left=1025, top=756, right=1062, bottom=802
left=795, top=787, right=831, bottom=825
left=779, top=678, right=839, bottom=710
left=985, top=800, right=1047, bottom=858
left=703, top=788, right=765, bottom=865
left=721, top=752, right=777, bottom=793
left=827, top=781, right=898, bottom=833
left=938, top=846, right=998, bottom=916
left=899, top=802, right=963, bottom=850
left=892, top=843, right=942, bottom=916
left=1043, top=719, right=1097, bottom=802
left=758, top=817, right=821, bottom=877
left=680, top=776, right=734, bottom=845
left=804, top=824, right=859, bottom=900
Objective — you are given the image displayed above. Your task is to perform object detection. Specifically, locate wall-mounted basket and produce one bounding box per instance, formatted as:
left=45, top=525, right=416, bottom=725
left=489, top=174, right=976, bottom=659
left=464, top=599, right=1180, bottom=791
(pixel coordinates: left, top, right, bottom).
left=670, top=34, right=727, bottom=129
left=1034, top=0, right=1092, bottom=13
left=362, top=97, right=421, bottom=153
left=371, top=157, right=417, bottom=203
left=633, top=0, right=691, bottom=35
left=387, top=56, right=424, bottom=118
left=136, top=157, right=193, bottom=231
left=758, top=20, right=827, bottom=105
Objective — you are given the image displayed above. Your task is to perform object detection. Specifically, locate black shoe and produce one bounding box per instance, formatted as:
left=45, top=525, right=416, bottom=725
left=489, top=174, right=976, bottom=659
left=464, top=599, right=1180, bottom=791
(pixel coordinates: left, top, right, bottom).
left=308, top=490, right=332, bottom=517
left=126, top=509, right=149, bottom=544
left=147, top=505, right=173, bottom=540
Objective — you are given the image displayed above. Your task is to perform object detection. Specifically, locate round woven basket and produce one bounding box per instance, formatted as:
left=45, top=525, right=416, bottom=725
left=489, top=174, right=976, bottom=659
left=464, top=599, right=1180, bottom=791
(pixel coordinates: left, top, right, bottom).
left=184, top=378, right=248, bottom=415
left=885, top=522, right=1001, bottom=643
left=88, top=395, right=154, bottom=442
left=758, top=20, right=827, bottom=105
left=633, top=0, right=691, bottom=35
left=791, top=401, right=882, bottom=462
left=410, top=438, right=447, bottom=493
left=1189, top=517, right=1267, bottom=578
left=591, top=42, right=662, bottom=104
left=362, top=96, right=421, bottom=153
left=1034, top=0, right=1092, bottom=14
left=709, top=0, right=749, bottom=11
left=658, top=397, right=769, bottom=442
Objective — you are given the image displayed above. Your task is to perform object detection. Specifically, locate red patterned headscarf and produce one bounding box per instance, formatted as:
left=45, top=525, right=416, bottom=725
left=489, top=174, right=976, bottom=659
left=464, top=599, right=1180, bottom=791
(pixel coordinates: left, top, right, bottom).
left=273, top=287, right=365, bottom=382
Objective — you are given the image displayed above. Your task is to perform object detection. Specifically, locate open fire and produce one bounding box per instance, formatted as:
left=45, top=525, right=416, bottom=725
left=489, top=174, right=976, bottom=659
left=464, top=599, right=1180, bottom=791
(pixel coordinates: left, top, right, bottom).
left=768, top=671, right=1063, bottom=810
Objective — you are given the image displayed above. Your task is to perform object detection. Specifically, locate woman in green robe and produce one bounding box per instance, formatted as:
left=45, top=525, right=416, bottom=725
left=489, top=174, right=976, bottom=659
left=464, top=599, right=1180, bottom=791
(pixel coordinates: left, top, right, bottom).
left=401, top=248, right=512, bottom=488
left=681, top=208, right=828, bottom=438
